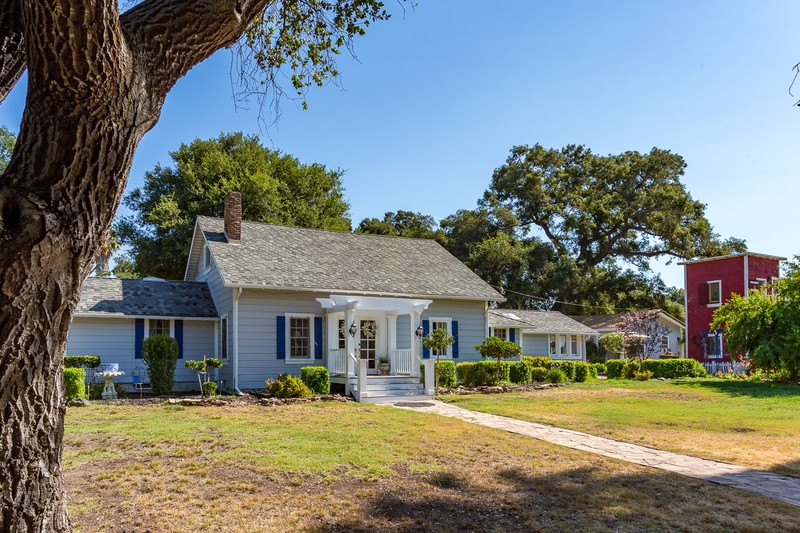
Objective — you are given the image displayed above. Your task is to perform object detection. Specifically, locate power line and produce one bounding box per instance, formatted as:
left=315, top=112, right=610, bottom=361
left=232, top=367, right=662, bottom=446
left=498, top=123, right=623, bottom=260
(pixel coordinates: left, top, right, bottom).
left=493, top=285, right=643, bottom=314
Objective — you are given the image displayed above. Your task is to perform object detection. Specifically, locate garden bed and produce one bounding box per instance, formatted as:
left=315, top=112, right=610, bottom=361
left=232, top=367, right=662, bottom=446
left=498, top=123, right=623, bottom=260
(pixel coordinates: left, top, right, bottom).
left=436, top=382, right=567, bottom=395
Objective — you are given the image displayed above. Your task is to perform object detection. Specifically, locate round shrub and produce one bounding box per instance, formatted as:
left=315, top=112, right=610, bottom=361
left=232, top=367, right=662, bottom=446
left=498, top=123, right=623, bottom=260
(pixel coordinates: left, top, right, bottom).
left=202, top=381, right=218, bottom=397
left=142, top=334, right=179, bottom=395
left=510, top=361, right=533, bottom=384
left=63, top=367, right=86, bottom=401
left=267, top=374, right=312, bottom=398
left=573, top=362, right=590, bottom=382
left=623, top=361, right=642, bottom=380
left=550, top=361, right=576, bottom=381
left=301, top=366, right=331, bottom=394
left=593, top=363, right=606, bottom=375
left=634, top=370, right=654, bottom=381
left=546, top=368, right=567, bottom=384
left=530, top=367, right=548, bottom=382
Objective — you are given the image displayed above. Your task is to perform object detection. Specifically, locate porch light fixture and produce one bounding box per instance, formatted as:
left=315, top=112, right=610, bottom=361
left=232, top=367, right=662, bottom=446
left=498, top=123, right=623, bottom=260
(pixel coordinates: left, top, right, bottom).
left=415, top=324, right=424, bottom=338
left=348, top=322, right=358, bottom=337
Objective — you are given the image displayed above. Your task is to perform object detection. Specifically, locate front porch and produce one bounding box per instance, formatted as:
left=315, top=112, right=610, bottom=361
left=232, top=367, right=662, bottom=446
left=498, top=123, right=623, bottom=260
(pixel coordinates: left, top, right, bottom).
left=317, top=294, right=437, bottom=402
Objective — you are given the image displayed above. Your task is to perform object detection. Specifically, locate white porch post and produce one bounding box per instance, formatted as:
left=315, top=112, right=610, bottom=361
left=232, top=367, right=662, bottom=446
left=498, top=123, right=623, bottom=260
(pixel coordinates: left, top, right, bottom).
left=410, top=311, right=421, bottom=369
left=344, top=308, right=356, bottom=397
left=387, top=313, right=397, bottom=375
left=357, top=359, right=368, bottom=401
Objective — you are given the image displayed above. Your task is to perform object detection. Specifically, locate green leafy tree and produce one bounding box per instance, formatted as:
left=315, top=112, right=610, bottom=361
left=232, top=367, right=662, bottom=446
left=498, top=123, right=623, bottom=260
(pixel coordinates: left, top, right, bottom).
left=116, top=132, right=351, bottom=279
left=0, top=125, right=15, bottom=173
left=474, top=336, right=522, bottom=382
left=141, top=335, right=179, bottom=395
left=422, top=327, right=455, bottom=393
left=112, top=255, right=140, bottom=279
left=357, top=210, right=444, bottom=241
left=489, top=144, right=746, bottom=270
left=598, top=332, right=625, bottom=360
left=712, top=258, right=800, bottom=380
left=185, top=356, right=223, bottom=396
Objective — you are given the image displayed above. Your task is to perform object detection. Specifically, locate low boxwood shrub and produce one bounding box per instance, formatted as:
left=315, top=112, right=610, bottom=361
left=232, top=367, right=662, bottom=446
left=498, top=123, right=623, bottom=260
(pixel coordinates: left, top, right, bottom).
left=573, top=362, right=593, bottom=382
left=522, top=356, right=551, bottom=368
left=267, top=374, right=312, bottom=398
left=640, top=359, right=707, bottom=379
left=89, top=382, right=128, bottom=400
left=510, top=361, right=533, bottom=384
left=593, top=363, right=606, bottom=375
left=456, top=360, right=511, bottom=386
left=63, top=368, right=86, bottom=401
left=300, top=366, right=331, bottom=394
left=546, top=368, right=567, bottom=384
left=420, top=360, right=457, bottom=388
left=623, top=361, right=641, bottom=380
left=587, top=364, right=599, bottom=380
left=64, top=355, right=101, bottom=369
left=634, top=370, right=654, bottom=381
left=202, top=381, right=218, bottom=397
left=605, top=359, right=625, bottom=379
left=550, top=361, right=576, bottom=381
left=530, top=367, right=549, bottom=382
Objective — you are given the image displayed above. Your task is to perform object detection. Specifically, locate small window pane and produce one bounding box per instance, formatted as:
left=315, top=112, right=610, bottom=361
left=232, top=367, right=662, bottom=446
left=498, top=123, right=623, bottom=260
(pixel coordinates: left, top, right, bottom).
left=708, top=282, right=721, bottom=304
left=338, top=319, right=346, bottom=350
left=149, top=319, right=170, bottom=337
left=290, top=317, right=311, bottom=359
left=431, top=320, right=449, bottom=356
left=570, top=335, right=578, bottom=355
left=495, top=328, right=507, bottom=341
left=560, top=335, right=567, bottom=355
left=549, top=335, right=556, bottom=356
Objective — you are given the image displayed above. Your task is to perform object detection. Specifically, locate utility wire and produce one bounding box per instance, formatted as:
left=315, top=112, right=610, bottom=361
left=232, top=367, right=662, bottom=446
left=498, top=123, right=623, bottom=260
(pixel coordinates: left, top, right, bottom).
left=493, top=285, right=644, bottom=313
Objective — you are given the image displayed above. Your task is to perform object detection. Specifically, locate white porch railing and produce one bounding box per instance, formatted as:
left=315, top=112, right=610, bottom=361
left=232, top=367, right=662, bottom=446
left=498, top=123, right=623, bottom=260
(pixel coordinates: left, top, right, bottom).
left=703, top=360, right=748, bottom=375
left=328, top=349, right=347, bottom=375
left=390, top=349, right=415, bottom=375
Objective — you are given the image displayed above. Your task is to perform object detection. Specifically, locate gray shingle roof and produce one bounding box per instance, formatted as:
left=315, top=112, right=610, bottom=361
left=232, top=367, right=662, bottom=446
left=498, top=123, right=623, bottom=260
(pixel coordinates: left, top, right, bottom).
left=571, top=311, right=684, bottom=331
left=489, top=309, right=597, bottom=335
left=76, top=278, right=218, bottom=318
left=197, top=217, right=503, bottom=300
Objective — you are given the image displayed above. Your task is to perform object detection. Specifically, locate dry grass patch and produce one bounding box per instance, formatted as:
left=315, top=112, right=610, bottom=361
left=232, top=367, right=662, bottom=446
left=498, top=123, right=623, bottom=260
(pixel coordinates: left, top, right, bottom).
left=65, top=402, right=800, bottom=532
left=442, top=378, right=800, bottom=476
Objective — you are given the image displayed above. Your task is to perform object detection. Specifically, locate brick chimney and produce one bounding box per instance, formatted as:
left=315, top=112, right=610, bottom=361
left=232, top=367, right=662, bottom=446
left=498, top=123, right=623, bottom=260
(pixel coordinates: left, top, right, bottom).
left=224, top=191, right=242, bottom=242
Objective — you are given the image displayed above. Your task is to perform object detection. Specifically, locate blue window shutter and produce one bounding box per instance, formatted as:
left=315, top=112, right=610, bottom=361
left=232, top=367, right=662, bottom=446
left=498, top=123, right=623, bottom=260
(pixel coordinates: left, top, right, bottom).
left=135, top=319, right=144, bottom=359
left=509, top=328, right=516, bottom=343
left=422, top=319, right=430, bottom=359
left=488, top=327, right=492, bottom=337
left=277, top=316, right=286, bottom=359
left=451, top=320, right=459, bottom=358
left=174, top=320, right=184, bottom=359
left=314, top=317, right=323, bottom=359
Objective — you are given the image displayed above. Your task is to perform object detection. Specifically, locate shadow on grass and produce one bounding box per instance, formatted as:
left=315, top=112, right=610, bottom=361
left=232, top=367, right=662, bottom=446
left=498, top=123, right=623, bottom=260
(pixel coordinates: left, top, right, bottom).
left=317, top=465, right=800, bottom=533
left=669, top=378, right=800, bottom=399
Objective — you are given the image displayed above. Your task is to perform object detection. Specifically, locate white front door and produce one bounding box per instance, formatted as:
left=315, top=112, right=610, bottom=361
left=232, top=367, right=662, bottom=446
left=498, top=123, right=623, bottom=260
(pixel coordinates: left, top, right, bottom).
left=358, top=319, right=379, bottom=374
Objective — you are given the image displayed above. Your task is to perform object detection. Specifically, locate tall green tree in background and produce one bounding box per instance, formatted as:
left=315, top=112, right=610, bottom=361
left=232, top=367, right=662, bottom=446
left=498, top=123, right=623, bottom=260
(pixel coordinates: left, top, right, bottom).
left=117, top=132, right=351, bottom=279
left=0, top=125, right=14, bottom=173
left=356, top=210, right=443, bottom=240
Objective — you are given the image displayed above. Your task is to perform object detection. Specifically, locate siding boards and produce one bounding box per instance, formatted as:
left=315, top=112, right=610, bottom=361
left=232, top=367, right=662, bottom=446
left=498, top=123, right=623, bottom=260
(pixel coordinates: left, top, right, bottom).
left=522, top=333, right=549, bottom=356
left=422, top=299, right=486, bottom=362
left=66, top=317, right=216, bottom=391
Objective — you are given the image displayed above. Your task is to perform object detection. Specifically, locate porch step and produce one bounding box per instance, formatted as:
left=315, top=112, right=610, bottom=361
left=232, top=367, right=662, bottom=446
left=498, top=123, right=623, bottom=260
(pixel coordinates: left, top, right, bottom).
left=346, top=376, right=421, bottom=386
left=364, top=383, right=424, bottom=391
left=360, top=392, right=435, bottom=404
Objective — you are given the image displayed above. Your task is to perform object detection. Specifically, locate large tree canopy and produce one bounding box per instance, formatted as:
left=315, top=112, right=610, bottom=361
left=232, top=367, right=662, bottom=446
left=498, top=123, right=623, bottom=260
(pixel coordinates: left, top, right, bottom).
left=117, top=132, right=351, bottom=279
left=0, top=1, right=396, bottom=530
left=356, top=210, right=443, bottom=240
left=489, top=144, right=746, bottom=270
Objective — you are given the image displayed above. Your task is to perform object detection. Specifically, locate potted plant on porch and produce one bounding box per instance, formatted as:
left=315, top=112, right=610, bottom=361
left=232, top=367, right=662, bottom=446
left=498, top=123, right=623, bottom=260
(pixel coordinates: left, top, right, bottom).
left=378, top=356, right=390, bottom=375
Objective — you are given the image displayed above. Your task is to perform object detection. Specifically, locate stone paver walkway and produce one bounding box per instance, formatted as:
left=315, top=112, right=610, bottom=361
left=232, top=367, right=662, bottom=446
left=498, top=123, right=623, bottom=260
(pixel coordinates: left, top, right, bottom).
left=391, top=399, right=800, bottom=508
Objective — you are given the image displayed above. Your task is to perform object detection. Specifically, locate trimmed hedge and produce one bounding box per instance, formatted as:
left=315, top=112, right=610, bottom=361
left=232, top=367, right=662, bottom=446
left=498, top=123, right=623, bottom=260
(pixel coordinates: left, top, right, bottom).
left=421, top=360, right=457, bottom=388
left=640, top=359, right=707, bottom=379
left=522, top=356, right=551, bottom=368
left=593, top=363, right=606, bottom=375
left=546, top=368, right=567, bottom=383
left=605, top=358, right=708, bottom=379
left=142, top=334, right=179, bottom=395
left=510, top=361, right=533, bottom=384
left=530, top=367, right=549, bottom=382
left=456, top=360, right=511, bottom=386
left=64, top=367, right=86, bottom=401
left=301, top=366, right=331, bottom=394
left=606, top=359, right=626, bottom=379
left=64, top=355, right=101, bottom=369
left=268, top=374, right=312, bottom=398
left=573, top=362, right=595, bottom=382
left=550, top=361, right=576, bottom=381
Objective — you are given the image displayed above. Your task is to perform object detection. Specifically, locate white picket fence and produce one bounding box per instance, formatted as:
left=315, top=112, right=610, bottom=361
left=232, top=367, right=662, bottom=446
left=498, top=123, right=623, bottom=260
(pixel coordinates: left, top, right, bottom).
left=702, top=360, right=748, bottom=375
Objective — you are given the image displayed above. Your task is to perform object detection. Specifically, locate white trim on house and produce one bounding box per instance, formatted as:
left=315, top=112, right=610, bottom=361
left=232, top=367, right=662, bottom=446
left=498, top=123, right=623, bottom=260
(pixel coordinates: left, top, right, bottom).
left=183, top=221, right=199, bottom=281
left=143, top=318, right=175, bottom=340
left=707, top=280, right=722, bottom=307
left=202, top=244, right=213, bottom=274
left=234, top=283, right=499, bottom=302
left=744, top=254, right=749, bottom=296
left=72, top=313, right=217, bottom=321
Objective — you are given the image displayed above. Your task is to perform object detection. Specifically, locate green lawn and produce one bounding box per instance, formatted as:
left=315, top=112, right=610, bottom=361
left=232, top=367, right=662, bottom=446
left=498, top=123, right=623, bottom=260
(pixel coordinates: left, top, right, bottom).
left=441, top=378, right=800, bottom=477
left=63, top=401, right=800, bottom=532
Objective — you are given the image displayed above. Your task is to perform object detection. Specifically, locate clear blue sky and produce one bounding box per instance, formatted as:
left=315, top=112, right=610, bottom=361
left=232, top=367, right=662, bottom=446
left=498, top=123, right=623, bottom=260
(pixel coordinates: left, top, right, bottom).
left=2, top=1, right=799, bottom=289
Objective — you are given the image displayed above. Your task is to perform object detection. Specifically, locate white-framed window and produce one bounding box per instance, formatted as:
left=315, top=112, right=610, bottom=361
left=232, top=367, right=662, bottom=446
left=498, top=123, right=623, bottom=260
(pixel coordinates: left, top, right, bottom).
left=337, top=319, right=346, bottom=350
left=430, top=317, right=453, bottom=357
left=549, top=334, right=582, bottom=357
left=570, top=335, right=579, bottom=355
left=286, top=313, right=314, bottom=362
left=220, top=316, right=228, bottom=359
left=661, top=334, right=670, bottom=352
left=203, top=244, right=213, bottom=272
left=706, top=332, right=723, bottom=359
left=494, top=327, right=508, bottom=341
left=707, top=280, right=721, bottom=306
left=145, top=318, right=173, bottom=339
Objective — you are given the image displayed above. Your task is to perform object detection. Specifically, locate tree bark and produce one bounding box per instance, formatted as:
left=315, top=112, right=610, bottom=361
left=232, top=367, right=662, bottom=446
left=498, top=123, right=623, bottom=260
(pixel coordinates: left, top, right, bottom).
left=0, top=0, right=269, bottom=530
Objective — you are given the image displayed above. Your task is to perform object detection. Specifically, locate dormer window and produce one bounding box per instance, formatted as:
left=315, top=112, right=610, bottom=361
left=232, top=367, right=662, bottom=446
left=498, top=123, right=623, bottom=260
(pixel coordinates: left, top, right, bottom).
left=203, top=245, right=212, bottom=272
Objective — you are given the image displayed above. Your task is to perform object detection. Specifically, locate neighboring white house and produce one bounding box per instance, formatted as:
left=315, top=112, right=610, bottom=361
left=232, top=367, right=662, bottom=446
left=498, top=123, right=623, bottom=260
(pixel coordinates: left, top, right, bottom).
left=571, top=311, right=686, bottom=358
left=67, top=193, right=504, bottom=402
left=488, top=309, right=597, bottom=361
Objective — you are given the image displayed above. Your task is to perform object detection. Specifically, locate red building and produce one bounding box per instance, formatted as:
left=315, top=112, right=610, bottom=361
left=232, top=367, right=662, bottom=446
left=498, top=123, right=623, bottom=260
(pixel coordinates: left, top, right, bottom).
left=680, top=253, right=785, bottom=362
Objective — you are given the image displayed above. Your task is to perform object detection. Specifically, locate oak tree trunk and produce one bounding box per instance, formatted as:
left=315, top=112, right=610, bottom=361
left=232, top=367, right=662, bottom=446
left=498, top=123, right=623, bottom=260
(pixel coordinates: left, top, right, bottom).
left=0, top=0, right=268, bottom=529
